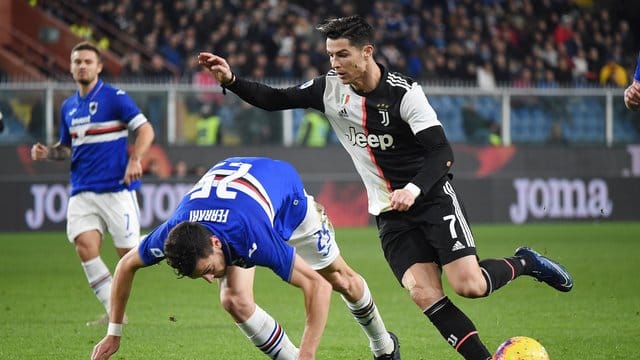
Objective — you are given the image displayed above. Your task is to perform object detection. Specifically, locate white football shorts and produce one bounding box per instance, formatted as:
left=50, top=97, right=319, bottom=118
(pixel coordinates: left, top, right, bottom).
left=288, top=195, right=340, bottom=270
left=67, top=190, right=141, bottom=249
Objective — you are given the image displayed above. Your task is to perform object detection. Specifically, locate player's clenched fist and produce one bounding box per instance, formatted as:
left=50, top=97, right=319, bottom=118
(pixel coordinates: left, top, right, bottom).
left=31, top=143, right=49, bottom=160
left=624, top=81, right=640, bottom=111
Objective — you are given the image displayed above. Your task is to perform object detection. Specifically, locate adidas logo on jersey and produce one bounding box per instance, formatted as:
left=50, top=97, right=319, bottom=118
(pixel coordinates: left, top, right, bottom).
left=451, top=241, right=466, bottom=251
left=338, top=108, right=349, bottom=118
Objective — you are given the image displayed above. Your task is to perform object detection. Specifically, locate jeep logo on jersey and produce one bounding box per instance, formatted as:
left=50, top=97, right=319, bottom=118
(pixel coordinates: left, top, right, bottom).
left=347, top=127, right=394, bottom=150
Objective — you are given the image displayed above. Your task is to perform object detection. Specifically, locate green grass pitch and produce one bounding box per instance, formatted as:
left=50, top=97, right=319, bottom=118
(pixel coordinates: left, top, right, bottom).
left=1, top=223, right=639, bottom=359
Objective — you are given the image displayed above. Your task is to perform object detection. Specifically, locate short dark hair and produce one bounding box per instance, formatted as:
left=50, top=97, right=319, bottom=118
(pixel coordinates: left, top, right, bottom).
left=164, top=222, right=214, bottom=277
left=316, top=15, right=374, bottom=47
left=71, top=41, right=101, bottom=62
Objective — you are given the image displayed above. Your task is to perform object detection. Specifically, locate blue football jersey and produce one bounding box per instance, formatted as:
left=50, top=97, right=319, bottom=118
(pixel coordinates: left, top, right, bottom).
left=635, top=51, right=640, bottom=81
left=138, top=157, right=309, bottom=281
left=59, top=79, right=148, bottom=195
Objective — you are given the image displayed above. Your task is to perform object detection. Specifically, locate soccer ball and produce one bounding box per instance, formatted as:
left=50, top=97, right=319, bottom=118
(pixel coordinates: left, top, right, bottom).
left=493, top=336, right=549, bottom=360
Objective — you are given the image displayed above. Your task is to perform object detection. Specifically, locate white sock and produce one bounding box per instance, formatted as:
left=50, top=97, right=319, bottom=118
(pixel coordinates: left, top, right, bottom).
left=236, top=305, right=299, bottom=360
left=342, top=277, right=394, bottom=356
left=81, top=256, right=112, bottom=313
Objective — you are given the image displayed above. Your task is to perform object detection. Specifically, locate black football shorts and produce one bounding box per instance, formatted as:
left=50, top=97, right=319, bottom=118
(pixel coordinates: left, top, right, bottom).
left=375, top=176, right=478, bottom=285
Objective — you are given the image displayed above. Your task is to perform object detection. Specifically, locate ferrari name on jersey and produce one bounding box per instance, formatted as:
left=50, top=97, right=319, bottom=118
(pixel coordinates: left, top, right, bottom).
left=188, top=208, right=230, bottom=223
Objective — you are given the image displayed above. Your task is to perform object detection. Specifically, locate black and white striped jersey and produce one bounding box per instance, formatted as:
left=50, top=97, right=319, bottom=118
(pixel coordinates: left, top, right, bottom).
left=227, top=64, right=443, bottom=215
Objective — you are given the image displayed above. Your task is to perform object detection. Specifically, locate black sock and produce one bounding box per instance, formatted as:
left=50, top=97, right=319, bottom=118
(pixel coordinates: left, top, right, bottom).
left=479, top=257, right=526, bottom=296
left=424, top=296, right=491, bottom=360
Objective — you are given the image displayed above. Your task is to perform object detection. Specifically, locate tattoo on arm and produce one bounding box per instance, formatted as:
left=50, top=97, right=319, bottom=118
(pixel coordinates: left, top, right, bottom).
left=47, top=145, right=71, bottom=160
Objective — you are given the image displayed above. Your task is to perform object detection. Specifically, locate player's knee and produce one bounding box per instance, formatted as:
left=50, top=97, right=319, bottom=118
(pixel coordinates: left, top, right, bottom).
left=74, top=237, right=100, bottom=260
left=324, top=272, right=352, bottom=295
left=450, top=276, right=486, bottom=298
left=220, top=293, right=254, bottom=318
left=408, top=285, right=443, bottom=309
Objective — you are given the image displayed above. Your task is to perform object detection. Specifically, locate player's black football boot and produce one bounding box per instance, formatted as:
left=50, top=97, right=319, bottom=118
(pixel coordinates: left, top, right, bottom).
left=515, top=246, right=573, bottom=292
left=374, top=332, right=401, bottom=360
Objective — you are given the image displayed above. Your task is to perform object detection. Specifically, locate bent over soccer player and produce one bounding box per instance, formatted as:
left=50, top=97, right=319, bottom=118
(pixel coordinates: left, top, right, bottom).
left=198, top=15, right=574, bottom=360
left=91, top=157, right=400, bottom=360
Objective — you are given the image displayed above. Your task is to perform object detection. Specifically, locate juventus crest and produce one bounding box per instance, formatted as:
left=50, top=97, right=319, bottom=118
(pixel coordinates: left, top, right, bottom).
left=377, top=103, right=390, bottom=126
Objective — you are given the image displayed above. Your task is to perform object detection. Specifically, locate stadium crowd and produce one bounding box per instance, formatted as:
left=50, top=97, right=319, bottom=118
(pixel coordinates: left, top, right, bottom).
left=40, top=0, right=638, bottom=88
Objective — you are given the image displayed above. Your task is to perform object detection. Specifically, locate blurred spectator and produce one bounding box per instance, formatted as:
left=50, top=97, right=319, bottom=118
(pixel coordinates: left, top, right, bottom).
left=295, top=110, right=331, bottom=147
left=0, top=97, right=32, bottom=143
left=572, top=49, right=589, bottom=84
left=192, top=164, right=208, bottom=177
left=599, top=57, right=629, bottom=87
left=70, top=17, right=92, bottom=41
left=173, top=160, right=189, bottom=179
left=234, top=102, right=281, bottom=145
left=462, top=101, right=493, bottom=144
left=195, top=104, right=222, bottom=146
left=147, top=54, right=174, bottom=80
left=193, top=66, right=223, bottom=105
left=120, top=53, right=145, bottom=81
left=513, top=68, right=534, bottom=88
left=477, top=61, right=496, bottom=90
left=159, top=33, right=184, bottom=70
left=546, top=122, right=569, bottom=146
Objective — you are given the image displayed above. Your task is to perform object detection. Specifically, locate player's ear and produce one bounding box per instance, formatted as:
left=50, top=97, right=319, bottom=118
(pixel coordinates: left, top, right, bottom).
left=210, top=235, right=221, bottom=249
left=363, top=44, right=374, bottom=59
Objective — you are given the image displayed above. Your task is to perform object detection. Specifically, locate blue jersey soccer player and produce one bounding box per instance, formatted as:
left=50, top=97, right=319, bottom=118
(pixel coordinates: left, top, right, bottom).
left=30, top=41, right=154, bottom=326
left=624, top=51, right=640, bottom=111
left=91, top=157, right=400, bottom=360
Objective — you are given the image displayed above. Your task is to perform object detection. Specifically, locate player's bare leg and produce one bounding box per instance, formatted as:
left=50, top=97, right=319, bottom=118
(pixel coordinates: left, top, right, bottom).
left=442, top=255, right=488, bottom=298
left=403, top=263, right=491, bottom=359
left=220, top=266, right=299, bottom=359
left=317, top=256, right=399, bottom=359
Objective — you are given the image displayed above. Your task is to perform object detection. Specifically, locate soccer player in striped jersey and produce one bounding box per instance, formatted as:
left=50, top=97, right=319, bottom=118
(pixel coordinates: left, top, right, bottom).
left=198, top=15, right=573, bottom=360
left=30, top=41, right=154, bottom=326
left=624, top=51, right=640, bottom=110
left=91, top=157, right=400, bottom=360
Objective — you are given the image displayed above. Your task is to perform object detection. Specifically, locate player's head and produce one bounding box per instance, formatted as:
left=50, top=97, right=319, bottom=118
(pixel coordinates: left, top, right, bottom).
left=316, top=15, right=374, bottom=48
left=70, top=41, right=103, bottom=86
left=164, top=222, right=226, bottom=279
left=316, top=15, right=375, bottom=85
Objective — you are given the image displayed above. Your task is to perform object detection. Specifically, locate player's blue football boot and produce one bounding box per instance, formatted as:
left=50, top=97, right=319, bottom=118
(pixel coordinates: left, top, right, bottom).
left=374, top=332, right=401, bottom=360
left=515, top=247, right=573, bottom=292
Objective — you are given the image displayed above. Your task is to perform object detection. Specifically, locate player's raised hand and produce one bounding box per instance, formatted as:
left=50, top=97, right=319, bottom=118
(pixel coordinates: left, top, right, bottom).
left=624, top=80, right=640, bottom=111
left=30, top=143, right=49, bottom=161
left=91, top=335, right=120, bottom=360
left=198, top=52, right=234, bottom=84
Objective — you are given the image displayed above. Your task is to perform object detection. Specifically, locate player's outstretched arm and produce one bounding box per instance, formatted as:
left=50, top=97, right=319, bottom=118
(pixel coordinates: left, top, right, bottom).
left=288, top=254, right=332, bottom=360
left=91, top=248, right=147, bottom=360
